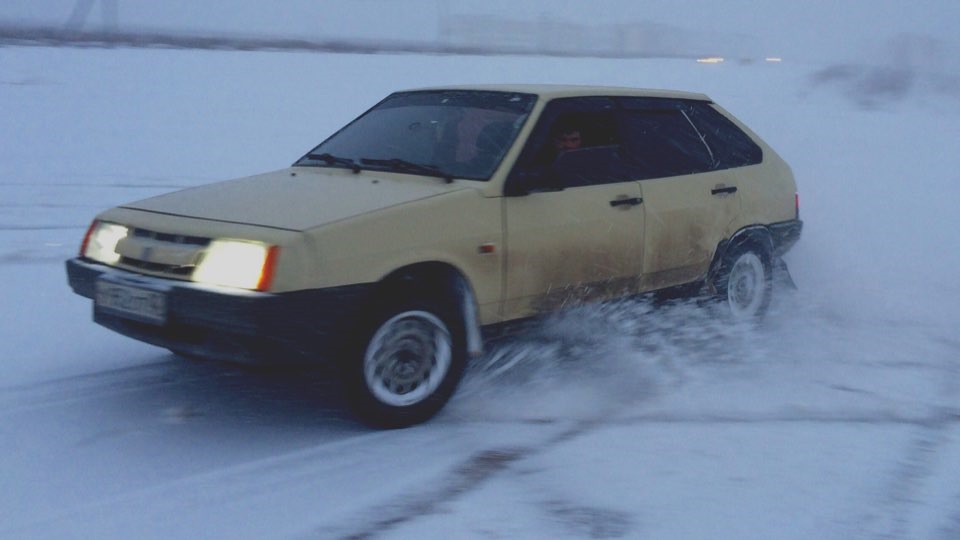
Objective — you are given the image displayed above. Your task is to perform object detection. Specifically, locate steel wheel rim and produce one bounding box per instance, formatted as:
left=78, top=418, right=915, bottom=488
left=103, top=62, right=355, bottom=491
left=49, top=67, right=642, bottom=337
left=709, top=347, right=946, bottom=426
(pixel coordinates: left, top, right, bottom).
left=727, top=252, right=766, bottom=318
left=364, top=310, right=452, bottom=407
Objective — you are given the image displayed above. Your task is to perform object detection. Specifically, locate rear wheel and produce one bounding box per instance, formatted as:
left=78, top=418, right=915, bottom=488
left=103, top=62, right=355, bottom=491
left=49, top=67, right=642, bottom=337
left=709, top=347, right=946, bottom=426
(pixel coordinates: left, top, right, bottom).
left=715, top=244, right=772, bottom=321
left=345, top=299, right=466, bottom=428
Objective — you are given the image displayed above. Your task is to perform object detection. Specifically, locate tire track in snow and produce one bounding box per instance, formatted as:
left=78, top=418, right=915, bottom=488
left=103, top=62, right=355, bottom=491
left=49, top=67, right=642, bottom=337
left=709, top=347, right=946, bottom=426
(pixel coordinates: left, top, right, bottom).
left=313, top=311, right=960, bottom=538
left=852, top=422, right=960, bottom=540
left=854, top=334, right=960, bottom=540
left=936, top=480, right=960, bottom=540
left=2, top=427, right=388, bottom=539
left=0, top=360, right=229, bottom=416
left=314, top=417, right=606, bottom=540
left=868, top=425, right=951, bottom=540
left=0, top=358, right=338, bottom=418
left=315, top=410, right=960, bottom=539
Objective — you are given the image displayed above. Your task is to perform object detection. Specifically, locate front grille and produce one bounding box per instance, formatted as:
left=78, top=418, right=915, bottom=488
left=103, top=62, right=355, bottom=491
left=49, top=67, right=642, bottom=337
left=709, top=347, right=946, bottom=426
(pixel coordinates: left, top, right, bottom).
left=118, top=256, right=195, bottom=276
left=115, top=227, right=212, bottom=279
left=131, top=227, right=210, bottom=247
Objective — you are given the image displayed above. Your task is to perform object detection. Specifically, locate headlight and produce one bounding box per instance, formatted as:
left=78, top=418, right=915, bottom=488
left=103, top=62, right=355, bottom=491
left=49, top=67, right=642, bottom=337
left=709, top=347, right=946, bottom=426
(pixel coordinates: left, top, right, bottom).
left=192, top=240, right=279, bottom=291
left=81, top=220, right=129, bottom=265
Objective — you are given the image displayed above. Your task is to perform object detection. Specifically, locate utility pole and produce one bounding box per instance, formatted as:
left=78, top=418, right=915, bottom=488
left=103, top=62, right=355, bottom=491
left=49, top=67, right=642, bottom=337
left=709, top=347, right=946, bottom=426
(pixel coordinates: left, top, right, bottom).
left=437, top=0, right=450, bottom=46
left=64, top=0, right=118, bottom=33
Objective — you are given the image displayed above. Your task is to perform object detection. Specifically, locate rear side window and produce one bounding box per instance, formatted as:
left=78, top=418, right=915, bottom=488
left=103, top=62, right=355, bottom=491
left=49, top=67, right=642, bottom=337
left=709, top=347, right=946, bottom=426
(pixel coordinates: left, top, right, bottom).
left=684, top=102, right=763, bottom=169
left=617, top=108, right=714, bottom=180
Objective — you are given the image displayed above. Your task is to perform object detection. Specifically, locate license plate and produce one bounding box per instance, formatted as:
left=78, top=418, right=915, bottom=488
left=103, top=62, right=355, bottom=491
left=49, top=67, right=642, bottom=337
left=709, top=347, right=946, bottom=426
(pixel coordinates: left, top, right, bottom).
left=95, top=280, right=167, bottom=325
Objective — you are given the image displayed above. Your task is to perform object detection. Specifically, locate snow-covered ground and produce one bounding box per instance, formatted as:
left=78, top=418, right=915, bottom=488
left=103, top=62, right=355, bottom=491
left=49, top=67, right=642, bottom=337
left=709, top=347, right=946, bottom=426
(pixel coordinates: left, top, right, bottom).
left=2, top=42, right=960, bottom=539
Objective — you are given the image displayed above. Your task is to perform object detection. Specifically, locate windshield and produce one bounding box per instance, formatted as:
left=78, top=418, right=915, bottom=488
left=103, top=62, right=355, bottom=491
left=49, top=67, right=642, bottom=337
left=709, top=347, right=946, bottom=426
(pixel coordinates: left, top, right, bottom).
left=295, top=90, right=537, bottom=181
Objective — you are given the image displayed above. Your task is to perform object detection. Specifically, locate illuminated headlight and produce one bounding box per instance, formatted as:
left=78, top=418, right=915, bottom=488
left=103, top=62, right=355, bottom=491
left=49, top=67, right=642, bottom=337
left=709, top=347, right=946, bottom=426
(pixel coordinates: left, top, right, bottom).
left=192, top=240, right=279, bottom=291
left=81, top=221, right=129, bottom=265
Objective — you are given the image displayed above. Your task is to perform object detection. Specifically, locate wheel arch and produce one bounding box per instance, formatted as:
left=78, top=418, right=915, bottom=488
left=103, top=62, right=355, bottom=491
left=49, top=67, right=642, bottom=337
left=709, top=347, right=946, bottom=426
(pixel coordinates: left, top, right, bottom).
left=374, top=261, right=483, bottom=358
left=706, top=225, right=775, bottom=289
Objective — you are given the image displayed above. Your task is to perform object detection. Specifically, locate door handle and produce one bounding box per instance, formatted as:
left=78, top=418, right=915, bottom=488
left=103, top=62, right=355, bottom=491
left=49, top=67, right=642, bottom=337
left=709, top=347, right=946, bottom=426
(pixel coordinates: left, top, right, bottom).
left=711, top=186, right=738, bottom=195
left=610, top=197, right=643, bottom=208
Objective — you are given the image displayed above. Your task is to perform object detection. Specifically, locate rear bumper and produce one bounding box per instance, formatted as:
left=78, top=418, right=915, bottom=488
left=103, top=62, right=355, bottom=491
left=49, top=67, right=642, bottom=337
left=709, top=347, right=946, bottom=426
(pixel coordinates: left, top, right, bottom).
left=769, top=219, right=803, bottom=256
left=66, top=258, right=373, bottom=364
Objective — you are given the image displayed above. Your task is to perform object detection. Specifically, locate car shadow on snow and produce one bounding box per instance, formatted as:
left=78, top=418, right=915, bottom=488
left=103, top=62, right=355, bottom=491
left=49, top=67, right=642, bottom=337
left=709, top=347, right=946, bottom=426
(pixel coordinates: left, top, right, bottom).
left=101, top=352, right=372, bottom=435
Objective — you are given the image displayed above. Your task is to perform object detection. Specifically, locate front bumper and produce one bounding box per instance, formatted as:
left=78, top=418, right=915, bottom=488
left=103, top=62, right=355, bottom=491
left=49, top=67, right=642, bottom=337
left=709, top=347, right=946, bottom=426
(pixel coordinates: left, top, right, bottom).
left=66, top=258, right=373, bottom=364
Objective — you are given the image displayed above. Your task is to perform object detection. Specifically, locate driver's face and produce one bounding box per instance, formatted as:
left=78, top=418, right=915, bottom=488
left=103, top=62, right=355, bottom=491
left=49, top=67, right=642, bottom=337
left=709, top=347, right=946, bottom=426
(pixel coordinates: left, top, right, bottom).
left=554, top=130, right=582, bottom=152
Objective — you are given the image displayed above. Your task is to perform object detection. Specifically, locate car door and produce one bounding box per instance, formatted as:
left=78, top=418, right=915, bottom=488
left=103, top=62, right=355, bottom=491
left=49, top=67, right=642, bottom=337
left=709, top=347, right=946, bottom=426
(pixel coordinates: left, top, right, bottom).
left=636, top=169, right=741, bottom=290
left=615, top=98, right=743, bottom=291
left=501, top=97, right=646, bottom=319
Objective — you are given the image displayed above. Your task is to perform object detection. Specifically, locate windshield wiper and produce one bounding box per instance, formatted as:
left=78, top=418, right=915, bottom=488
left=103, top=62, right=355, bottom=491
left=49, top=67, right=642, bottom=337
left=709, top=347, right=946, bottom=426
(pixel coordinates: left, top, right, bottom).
left=360, top=157, right=454, bottom=183
left=304, top=152, right=362, bottom=173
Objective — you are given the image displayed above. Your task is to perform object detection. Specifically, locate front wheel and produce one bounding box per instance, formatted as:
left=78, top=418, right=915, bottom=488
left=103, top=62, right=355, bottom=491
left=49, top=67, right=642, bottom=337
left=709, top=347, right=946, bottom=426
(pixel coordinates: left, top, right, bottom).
left=716, top=246, right=772, bottom=321
left=346, top=301, right=466, bottom=428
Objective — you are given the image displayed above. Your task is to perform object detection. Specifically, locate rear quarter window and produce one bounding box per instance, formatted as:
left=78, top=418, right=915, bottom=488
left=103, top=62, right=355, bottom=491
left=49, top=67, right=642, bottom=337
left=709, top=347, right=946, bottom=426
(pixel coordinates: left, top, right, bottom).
left=685, top=102, right=763, bottom=169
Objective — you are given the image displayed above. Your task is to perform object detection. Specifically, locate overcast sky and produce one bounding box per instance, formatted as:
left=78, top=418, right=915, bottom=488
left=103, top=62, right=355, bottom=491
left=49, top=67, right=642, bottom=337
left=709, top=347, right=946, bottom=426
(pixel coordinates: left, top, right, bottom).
left=2, top=1, right=958, bottom=64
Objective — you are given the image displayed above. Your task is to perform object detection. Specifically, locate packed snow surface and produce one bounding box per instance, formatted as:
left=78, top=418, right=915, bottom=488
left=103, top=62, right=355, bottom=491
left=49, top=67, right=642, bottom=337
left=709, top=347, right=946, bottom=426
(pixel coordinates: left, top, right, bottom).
left=2, top=40, right=960, bottom=539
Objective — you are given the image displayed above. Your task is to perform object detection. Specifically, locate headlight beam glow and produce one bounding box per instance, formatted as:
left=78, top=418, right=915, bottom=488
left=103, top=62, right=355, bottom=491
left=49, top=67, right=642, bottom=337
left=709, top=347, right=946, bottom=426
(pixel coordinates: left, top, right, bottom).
left=82, top=221, right=129, bottom=265
left=192, top=240, right=278, bottom=291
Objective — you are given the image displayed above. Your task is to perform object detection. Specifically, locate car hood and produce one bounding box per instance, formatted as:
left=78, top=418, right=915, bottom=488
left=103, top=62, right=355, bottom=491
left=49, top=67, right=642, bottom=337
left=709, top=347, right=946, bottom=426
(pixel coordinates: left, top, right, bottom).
left=120, top=168, right=465, bottom=231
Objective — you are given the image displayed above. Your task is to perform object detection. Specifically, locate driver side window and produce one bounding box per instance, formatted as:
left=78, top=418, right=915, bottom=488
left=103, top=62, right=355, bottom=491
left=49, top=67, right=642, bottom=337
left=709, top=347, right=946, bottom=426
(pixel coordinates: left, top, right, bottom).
left=506, top=97, right=631, bottom=193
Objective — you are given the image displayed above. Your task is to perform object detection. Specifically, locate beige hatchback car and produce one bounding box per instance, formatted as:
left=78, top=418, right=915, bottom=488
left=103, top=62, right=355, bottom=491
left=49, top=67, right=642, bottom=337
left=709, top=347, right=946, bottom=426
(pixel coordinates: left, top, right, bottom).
left=67, top=85, right=801, bottom=427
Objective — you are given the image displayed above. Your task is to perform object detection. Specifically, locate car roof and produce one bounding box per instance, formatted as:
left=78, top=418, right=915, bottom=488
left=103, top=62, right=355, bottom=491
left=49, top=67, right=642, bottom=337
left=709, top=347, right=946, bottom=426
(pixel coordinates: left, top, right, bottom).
left=405, top=84, right=712, bottom=102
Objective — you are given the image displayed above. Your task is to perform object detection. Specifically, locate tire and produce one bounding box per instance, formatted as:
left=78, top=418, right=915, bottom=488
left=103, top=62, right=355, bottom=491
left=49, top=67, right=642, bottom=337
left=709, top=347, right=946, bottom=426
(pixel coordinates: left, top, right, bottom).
left=715, top=243, right=773, bottom=321
left=345, top=298, right=467, bottom=428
